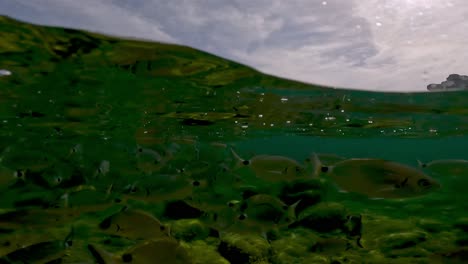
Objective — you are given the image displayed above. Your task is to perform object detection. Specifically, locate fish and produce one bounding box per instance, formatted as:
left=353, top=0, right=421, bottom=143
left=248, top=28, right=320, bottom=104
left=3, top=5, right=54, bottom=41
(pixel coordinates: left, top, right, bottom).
left=122, top=238, right=191, bottom=264
left=208, top=194, right=299, bottom=238
left=311, top=153, right=347, bottom=167
left=0, top=165, right=23, bottom=187
left=0, top=227, right=73, bottom=262
left=313, top=155, right=440, bottom=199
left=135, top=146, right=166, bottom=175
left=93, top=160, right=110, bottom=178
left=98, top=207, right=170, bottom=240
left=185, top=190, right=242, bottom=213
left=88, top=237, right=191, bottom=264
left=1, top=146, right=56, bottom=173
left=121, top=173, right=207, bottom=204
left=418, top=159, right=468, bottom=177
left=230, top=148, right=313, bottom=182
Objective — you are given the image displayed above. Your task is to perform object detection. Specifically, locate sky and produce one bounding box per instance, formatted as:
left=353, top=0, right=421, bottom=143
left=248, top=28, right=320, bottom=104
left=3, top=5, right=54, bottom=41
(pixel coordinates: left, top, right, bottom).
left=0, top=0, right=467, bottom=92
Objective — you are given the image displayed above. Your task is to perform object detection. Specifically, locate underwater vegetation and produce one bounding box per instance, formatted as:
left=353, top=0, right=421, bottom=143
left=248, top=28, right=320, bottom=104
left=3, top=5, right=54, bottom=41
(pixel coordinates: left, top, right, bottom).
left=0, top=15, right=468, bottom=263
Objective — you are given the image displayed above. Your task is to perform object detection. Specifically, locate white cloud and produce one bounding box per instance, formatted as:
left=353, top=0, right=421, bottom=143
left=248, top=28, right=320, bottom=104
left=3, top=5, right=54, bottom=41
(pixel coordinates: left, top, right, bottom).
left=1, top=0, right=176, bottom=43
left=1, top=0, right=467, bottom=91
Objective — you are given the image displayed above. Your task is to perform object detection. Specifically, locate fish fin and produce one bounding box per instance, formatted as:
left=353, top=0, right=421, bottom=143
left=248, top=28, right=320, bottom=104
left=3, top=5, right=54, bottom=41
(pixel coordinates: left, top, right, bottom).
left=288, top=199, right=302, bottom=219
left=230, top=148, right=248, bottom=170
left=311, top=153, right=323, bottom=178
left=417, top=159, right=426, bottom=168
left=87, top=244, right=118, bottom=264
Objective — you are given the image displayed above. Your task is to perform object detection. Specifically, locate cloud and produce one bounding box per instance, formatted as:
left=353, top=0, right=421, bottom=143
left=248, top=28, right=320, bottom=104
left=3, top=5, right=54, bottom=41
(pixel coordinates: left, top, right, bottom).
left=0, top=0, right=176, bottom=43
left=1, top=0, right=467, bottom=91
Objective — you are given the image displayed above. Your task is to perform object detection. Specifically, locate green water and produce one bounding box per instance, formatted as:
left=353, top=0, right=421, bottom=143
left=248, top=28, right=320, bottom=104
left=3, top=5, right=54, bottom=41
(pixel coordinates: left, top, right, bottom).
left=1, top=16, right=468, bottom=263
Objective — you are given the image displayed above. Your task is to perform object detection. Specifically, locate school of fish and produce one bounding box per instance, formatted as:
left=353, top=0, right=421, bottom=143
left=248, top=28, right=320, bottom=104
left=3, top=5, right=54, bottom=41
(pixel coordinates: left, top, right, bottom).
left=0, top=135, right=458, bottom=263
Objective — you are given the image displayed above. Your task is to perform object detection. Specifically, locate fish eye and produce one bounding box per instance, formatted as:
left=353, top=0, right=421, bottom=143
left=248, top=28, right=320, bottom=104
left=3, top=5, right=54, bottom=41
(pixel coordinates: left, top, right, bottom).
left=295, top=166, right=302, bottom=173
left=321, top=166, right=329, bottom=173
left=192, top=180, right=200, bottom=187
left=242, top=160, right=250, bottom=166
left=122, top=253, right=132, bottom=263
left=160, top=225, right=166, bottom=231
left=417, top=179, right=431, bottom=188
left=15, top=170, right=24, bottom=178
left=238, top=214, right=247, bottom=221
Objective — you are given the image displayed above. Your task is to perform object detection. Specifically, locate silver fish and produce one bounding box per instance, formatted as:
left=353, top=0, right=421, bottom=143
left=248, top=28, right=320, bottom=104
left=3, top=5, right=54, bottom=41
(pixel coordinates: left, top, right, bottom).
left=314, top=155, right=440, bottom=199
left=418, top=159, right=468, bottom=177
left=230, top=148, right=313, bottom=182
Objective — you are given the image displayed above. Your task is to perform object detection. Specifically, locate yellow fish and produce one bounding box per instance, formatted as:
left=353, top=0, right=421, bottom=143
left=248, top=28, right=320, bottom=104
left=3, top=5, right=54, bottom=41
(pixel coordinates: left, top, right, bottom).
left=314, top=155, right=440, bottom=199
left=88, top=237, right=192, bottom=264
left=121, top=173, right=207, bottom=204
left=206, top=194, right=299, bottom=238
left=418, top=159, right=468, bottom=177
left=0, top=165, right=22, bottom=187
left=98, top=207, right=170, bottom=240
left=230, top=148, right=312, bottom=182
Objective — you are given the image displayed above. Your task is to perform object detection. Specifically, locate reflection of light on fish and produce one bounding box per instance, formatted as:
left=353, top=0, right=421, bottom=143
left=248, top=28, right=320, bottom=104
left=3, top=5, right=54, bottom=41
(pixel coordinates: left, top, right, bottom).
left=230, top=148, right=312, bottom=182
left=418, top=159, right=468, bottom=177
left=99, top=207, right=170, bottom=240
left=313, top=155, right=440, bottom=199
left=0, top=69, right=11, bottom=76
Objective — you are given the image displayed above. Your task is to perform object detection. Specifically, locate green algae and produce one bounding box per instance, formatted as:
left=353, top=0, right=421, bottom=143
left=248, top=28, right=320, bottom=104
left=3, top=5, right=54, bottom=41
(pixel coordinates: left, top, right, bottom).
left=0, top=15, right=468, bottom=263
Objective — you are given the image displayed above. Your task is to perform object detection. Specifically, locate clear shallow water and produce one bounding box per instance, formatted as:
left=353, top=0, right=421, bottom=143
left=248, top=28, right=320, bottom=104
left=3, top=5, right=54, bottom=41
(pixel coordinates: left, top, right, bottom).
left=1, top=16, right=468, bottom=263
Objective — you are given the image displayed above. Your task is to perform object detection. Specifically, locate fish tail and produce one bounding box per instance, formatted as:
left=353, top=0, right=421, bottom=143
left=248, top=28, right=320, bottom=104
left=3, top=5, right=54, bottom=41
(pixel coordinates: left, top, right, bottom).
left=288, top=199, right=302, bottom=219
left=311, top=153, right=323, bottom=177
left=230, top=148, right=247, bottom=170
left=416, top=159, right=426, bottom=168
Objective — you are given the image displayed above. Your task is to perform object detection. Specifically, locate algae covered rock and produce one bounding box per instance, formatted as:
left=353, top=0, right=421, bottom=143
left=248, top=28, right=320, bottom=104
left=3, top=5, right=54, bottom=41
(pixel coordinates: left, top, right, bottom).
left=183, top=240, right=229, bottom=264
left=293, top=202, right=347, bottom=233
left=378, top=231, right=427, bottom=251
left=218, top=233, right=270, bottom=264
left=171, top=219, right=211, bottom=242
left=453, top=217, right=468, bottom=233
left=414, top=218, right=447, bottom=233
left=270, top=229, right=316, bottom=263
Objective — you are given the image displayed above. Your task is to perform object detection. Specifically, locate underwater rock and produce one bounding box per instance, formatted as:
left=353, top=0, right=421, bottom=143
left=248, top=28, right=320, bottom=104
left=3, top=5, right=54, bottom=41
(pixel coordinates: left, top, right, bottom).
left=292, top=202, right=347, bottom=233
left=218, top=233, right=270, bottom=264
left=163, top=200, right=204, bottom=220
left=170, top=219, right=211, bottom=242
